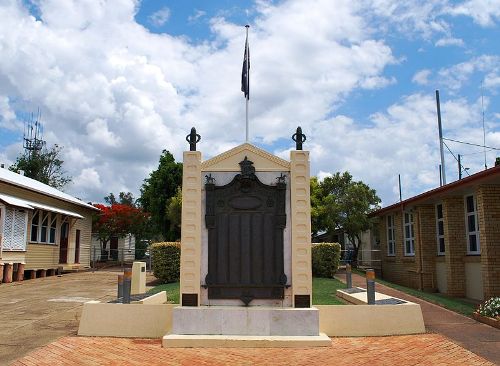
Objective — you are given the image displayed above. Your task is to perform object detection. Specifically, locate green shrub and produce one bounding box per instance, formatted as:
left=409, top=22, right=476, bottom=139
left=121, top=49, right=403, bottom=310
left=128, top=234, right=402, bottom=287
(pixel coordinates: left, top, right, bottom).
left=477, top=297, right=500, bottom=319
left=151, top=242, right=181, bottom=283
left=312, top=242, right=341, bottom=278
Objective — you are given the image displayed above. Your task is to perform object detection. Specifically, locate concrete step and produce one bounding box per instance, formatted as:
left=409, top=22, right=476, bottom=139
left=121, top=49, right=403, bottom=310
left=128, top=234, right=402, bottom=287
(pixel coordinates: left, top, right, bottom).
left=172, top=306, right=319, bottom=336
left=162, top=333, right=332, bottom=348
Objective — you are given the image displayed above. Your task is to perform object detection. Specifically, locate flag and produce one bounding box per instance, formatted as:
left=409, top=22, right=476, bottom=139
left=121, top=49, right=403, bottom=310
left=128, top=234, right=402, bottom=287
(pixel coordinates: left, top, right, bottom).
left=241, top=33, right=250, bottom=100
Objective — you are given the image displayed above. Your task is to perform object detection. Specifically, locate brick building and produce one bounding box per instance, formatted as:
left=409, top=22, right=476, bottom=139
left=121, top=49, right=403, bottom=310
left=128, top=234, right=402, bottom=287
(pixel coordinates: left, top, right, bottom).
left=370, top=164, right=500, bottom=301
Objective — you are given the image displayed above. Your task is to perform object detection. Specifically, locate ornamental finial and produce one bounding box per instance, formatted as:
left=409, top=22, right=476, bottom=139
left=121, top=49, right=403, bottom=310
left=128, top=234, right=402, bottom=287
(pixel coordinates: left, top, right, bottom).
left=292, top=126, right=306, bottom=150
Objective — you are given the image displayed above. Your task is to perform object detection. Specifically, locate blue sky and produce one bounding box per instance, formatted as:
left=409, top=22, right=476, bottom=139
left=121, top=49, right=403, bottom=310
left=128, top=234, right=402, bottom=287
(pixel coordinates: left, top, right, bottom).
left=0, top=0, right=499, bottom=205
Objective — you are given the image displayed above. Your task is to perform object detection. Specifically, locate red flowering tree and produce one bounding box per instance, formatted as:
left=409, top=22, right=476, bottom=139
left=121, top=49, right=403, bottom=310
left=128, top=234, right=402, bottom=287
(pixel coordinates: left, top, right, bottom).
left=92, top=204, right=150, bottom=257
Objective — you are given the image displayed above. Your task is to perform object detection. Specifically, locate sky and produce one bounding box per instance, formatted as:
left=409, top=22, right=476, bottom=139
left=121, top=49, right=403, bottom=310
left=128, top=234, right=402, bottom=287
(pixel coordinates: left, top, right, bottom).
left=0, top=0, right=499, bottom=207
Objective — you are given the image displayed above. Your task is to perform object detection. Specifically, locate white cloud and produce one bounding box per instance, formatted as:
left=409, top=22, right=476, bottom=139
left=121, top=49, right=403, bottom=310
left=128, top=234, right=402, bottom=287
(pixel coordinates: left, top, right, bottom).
left=435, top=37, right=464, bottom=47
left=412, top=69, right=431, bottom=85
left=0, top=0, right=497, bottom=206
left=447, top=0, right=500, bottom=27
left=188, top=9, right=206, bottom=23
left=0, top=96, right=17, bottom=129
left=484, top=72, right=500, bottom=89
left=0, top=0, right=398, bottom=202
left=438, top=55, right=500, bottom=91
left=148, top=7, right=171, bottom=27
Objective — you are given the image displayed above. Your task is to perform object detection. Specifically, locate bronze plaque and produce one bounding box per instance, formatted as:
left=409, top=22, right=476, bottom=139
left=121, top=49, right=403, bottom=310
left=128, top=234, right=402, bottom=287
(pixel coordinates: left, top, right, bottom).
left=205, top=157, right=287, bottom=306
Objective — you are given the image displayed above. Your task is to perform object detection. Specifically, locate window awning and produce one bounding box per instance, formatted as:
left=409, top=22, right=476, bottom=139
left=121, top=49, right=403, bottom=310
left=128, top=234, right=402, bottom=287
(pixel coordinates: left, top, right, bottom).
left=0, top=193, right=84, bottom=219
left=0, top=193, right=33, bottom=209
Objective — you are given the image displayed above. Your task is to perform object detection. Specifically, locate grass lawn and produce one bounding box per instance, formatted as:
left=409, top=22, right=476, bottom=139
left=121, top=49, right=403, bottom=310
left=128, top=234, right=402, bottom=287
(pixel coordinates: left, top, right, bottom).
left=148, top=277, right=347, bottom=305
left=148, top=281, right=180, bottom=304
left=353, top=269, right=477, bottom=316
left=312, top=277, right=347, bottom=305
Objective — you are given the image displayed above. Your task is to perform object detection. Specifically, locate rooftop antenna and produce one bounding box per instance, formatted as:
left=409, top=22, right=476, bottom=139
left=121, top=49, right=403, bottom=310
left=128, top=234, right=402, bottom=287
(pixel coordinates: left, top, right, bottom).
left=435, top=90, right=446, bottom=185
left=23, top=107, right=45, bottom=159
left=481, top=80, right=487, bottom=170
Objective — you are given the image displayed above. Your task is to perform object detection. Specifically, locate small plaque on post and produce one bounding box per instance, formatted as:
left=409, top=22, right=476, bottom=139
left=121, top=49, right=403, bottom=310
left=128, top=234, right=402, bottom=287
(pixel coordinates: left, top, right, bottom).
left=182, top=293, right=198, bottom=307
left=294, top=295, right=310, bottom=308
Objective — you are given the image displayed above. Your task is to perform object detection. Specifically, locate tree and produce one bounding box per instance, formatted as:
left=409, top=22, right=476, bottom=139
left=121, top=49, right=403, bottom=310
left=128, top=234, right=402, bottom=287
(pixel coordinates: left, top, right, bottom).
left=311, top=172, right=381, bottom=266
left=165, top=186, right=182, bottom=240
left=9, top=144, right=71, bottom=189
left=92, top=203, right=150, bottom=257
left=104, top=192, right=136, bottom=207
left=139, top=150, right=182, bottom=240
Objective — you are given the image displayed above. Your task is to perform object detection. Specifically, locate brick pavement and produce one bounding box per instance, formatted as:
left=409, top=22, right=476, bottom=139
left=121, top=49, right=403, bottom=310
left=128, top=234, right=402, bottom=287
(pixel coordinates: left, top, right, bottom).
left=12, top=333, right=494, bottom=366
left=335, top=270, right=500, bottom=364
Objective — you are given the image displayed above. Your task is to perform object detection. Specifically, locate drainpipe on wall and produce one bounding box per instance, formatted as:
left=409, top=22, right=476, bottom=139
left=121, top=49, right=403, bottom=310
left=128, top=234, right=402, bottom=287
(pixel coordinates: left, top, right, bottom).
left=418, top=210, right=424, bottom=291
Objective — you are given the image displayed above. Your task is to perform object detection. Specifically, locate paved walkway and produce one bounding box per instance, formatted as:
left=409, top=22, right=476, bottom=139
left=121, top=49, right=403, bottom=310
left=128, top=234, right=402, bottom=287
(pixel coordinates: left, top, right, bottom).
left=335, top=270, right=500, bottom=364
left=12, top=333, right=495, bottom=366
left=0, top=271, right=118, bottom=365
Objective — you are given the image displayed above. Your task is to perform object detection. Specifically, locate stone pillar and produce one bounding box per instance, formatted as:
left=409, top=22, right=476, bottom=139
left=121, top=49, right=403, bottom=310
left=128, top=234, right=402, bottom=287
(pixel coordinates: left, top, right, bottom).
left=15, top=262, right=25, bottom=282
left=179, top=151, right=202, bottom=306
left=290, top=150, right=312, bottom=307
left=442, top=197, right=466, bottom=297
left=3, top=262, right=13, bottom=283
left=39, top=269, right=47, bottom=278
left=30, top=270, right=37, bottom=279
left=476, top=185, right=500, bottom=298
left=415, top=205, right=437, bottom=291
left=0, top=263, right=4, bottom=284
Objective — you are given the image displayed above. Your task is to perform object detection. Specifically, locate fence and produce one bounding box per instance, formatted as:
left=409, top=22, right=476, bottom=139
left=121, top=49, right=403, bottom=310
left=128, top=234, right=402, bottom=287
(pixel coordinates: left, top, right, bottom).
left=340, top=249, right=382, bottom=270
left=90, top=246, right=154, bottom=272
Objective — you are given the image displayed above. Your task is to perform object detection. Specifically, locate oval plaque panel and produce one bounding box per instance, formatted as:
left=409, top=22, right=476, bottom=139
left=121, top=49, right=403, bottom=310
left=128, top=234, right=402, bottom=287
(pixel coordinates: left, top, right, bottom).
left=229, top=196, right=262, bottom=210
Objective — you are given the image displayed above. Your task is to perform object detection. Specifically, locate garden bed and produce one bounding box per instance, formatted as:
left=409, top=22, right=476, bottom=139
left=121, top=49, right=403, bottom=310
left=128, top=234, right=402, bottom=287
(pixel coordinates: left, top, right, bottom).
left=472, top=312, right=500, bottom=329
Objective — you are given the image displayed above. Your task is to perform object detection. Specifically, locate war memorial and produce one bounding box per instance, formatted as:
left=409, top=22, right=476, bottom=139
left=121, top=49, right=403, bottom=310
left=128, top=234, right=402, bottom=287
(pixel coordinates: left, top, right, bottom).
left=78, top=127, right=424, bottom=346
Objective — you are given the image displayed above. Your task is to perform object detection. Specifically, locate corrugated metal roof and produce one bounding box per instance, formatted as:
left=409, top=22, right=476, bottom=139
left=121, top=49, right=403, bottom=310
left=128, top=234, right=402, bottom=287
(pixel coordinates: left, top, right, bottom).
left=0, top=168, right=97, bottom=210
left=371, top=164, right=500, bottom=217
left=0, top=193, right=33, bottom=209
left=0, top=193, right=84, bottom=218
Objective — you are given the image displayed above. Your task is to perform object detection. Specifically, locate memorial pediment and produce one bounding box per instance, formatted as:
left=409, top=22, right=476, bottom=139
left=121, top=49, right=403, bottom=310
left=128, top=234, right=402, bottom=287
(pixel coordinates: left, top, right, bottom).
left=201, top=143, right=290, bottom=172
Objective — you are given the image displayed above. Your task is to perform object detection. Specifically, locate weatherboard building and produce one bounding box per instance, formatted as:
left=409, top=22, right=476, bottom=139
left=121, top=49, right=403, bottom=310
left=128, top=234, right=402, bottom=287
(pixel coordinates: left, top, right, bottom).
left=0, top=167, right=97, bottom=283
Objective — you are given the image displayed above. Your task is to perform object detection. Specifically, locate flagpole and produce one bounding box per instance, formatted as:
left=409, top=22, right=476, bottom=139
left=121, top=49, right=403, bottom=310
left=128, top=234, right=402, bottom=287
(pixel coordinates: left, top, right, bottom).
left=245, top=25, right=250, bottom=143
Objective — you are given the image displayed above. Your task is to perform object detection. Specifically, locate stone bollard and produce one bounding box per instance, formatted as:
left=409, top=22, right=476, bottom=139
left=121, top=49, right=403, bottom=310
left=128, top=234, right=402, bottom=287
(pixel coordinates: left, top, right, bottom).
left=346, top=264, right=352, bottom=289
left=123, top=269, right=132, bottom=304
left=366, top=269, right=376, bottom=305
left=117, top=274, right=124, bottom=300
left=15, top=263, right=25, bottom=281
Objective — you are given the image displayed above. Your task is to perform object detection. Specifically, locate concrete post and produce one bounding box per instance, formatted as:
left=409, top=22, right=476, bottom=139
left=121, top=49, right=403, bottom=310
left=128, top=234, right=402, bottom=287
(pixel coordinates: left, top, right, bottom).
left=346, top=264, right=352, bottom=289
left=15, top=263, right=25, bottom=281
left=366, top=269, right=376, bottom=305
left=3, top=263, right=13, bottom=283
left=123, top=269, right=132, bottom=304
left=118, top=274, right=124, bottom=300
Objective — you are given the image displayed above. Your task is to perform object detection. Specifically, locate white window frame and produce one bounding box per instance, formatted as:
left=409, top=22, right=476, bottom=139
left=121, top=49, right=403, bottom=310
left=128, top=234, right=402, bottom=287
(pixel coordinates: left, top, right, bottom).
left=436, top=203, right=445, bottom=255
left=386, top=215, right=395, bottom=256
left=404, top=211, right=415, bottom=256
left=30, top=209, right=58, bottom=245
left=465, top=195, right=480, bottom=255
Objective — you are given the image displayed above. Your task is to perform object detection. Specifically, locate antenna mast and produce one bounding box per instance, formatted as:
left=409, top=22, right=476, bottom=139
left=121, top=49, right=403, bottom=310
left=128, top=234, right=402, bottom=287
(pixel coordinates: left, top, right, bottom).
left=481, top=80, right=487, bottom=169
left=436, top=90, right=446, bottom=186
left=23, top=107, right=46, bottom=159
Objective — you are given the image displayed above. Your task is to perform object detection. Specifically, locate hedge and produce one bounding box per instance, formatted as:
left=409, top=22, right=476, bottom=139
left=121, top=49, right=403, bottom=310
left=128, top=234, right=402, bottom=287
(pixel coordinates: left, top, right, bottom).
left=151, top=242, right=181, bottom=283
left=312, top=242, right=341, bottom=278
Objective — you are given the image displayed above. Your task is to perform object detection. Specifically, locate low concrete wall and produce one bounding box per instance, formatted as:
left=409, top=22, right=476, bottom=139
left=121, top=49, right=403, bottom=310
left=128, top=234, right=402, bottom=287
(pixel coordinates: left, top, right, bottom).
left=78, top=300, right=175, bottom=338
left=317, top=304, right=425, bottom=336
left=134, top=291, right=167, bottom=305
